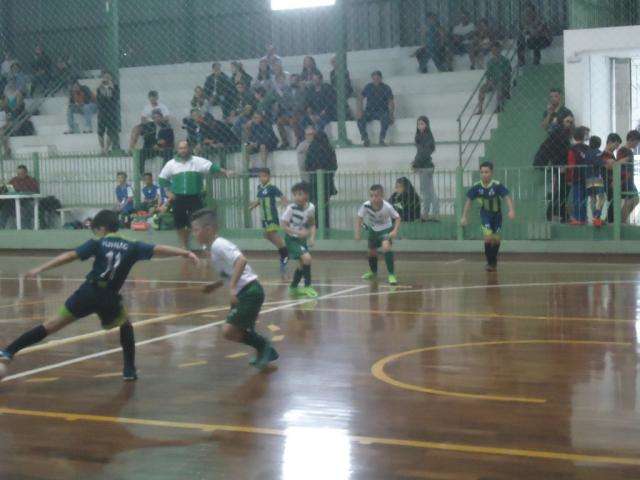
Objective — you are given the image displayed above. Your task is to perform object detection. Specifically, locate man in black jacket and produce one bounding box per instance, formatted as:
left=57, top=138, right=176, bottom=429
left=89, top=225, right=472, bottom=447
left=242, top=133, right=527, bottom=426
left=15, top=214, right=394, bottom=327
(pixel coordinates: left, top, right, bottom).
left=204, top=63, right=236, bottom=120
left=140, top=109, right=175, bottom=174
left=302, top=72, right=336, bottom=134
left=183, top=109, right=240, bottom=163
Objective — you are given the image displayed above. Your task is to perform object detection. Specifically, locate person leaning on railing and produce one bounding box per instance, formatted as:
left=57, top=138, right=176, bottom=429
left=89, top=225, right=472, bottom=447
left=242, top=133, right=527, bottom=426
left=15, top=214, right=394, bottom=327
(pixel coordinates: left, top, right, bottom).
left=474, top=42, right=511, bottom=115
left=566, top=126, right=591, bottom=225
left=0, top=165, right=39, bottom=229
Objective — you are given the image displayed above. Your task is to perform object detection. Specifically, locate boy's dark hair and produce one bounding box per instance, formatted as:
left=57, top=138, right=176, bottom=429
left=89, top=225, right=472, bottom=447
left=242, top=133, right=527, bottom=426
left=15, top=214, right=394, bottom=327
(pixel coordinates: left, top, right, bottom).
left=480, top=161, right=494, bottom=171
left=626, top=130, right=640, bottom=142
left=589, top=135, right=602, bottom=150
left=17, top=164, right=27, bottom=171
left=491, top=42, right=502, bottom=50
left=291, top=182, right=310, bottom=194
left=371, top=70, right=383, bottom=78
left=258, top=167, right=271, bottom=176
left=191, top=208, right=218, bottom=227
left=550, top=87, right=562, bottom=94
left=370, top=184, right=384, bottom=193
left=148, top=90, right=158, bottom=98
left=573, top=126, right=589, bottom=142
left=116, top=171, right=127, bottom=178
left=143, top=172, right=153, bottom=178
left=91, top=210, right=119, bottom=233
left=607, top=133, right=623, bottom=145
left=254, top=86, right=266, bottom=97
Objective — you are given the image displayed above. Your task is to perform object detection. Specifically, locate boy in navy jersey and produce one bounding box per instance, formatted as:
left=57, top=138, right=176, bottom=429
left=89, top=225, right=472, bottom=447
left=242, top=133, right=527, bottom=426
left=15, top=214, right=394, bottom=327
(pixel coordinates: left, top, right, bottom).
left=0, top=210, right=198, bottom=380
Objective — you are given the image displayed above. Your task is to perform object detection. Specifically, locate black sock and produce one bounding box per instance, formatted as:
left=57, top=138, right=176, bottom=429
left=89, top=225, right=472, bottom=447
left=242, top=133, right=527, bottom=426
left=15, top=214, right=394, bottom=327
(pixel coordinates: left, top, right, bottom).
left=5, top=324, right=47, bottom=356
left=291, top=269, right=303, bottom=288
left=368, top=256, right=378, bottom=273
left=119, top=323, right=136, bottom=370
left=243, top=330, right=267, bottom=352
left=278, top=247, right=289, bottom=260
left=384, top=251, right=395, bottom=275
left=492, top=242, right=501, bottom=266
left=484, top=242, right=492, bottom=264
left=302, top=264, right=311, bottom=287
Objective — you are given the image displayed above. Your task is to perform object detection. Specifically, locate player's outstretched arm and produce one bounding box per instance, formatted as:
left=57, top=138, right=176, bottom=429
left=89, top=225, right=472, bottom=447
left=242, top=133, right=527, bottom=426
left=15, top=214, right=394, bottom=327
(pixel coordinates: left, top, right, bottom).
left=355, top=216, right=363, bottom=241
left=26, top=251, right=80, bottom=278
left=506, top=196, right=516, bottom=220
left=203, top=280, right=224, bottom=294
left=229, top=255, right=248, bottom=303
left=389, top=216, right=401, bottom=239
left=153, top=245, right=199, bottom=265
left=460, top=199, right=472, bottom=226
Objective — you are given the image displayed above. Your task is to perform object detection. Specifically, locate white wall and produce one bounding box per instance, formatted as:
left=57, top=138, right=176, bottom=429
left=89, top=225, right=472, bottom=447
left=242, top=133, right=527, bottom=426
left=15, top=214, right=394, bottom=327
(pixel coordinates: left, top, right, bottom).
left=564, top=25, right=640, bottom=138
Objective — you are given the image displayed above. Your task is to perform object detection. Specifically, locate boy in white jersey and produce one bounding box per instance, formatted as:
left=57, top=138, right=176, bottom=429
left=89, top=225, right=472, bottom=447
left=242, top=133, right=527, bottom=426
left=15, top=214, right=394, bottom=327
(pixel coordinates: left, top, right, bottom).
left=191, top=209, right=279, bottom=370
left=356, top=184, right=401, bottom=285
left=281, top=182, right=318, bottom=298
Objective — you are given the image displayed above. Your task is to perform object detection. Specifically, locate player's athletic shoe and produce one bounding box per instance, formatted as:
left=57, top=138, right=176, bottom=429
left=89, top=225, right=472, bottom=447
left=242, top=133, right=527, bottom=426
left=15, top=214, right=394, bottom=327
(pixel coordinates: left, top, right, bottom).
left=593, top=218, right=603, bottom=227
left=0, top=350, right=13, bottom=362
left=388, top=274, right=398, bottom=285
left=485, top=264, right=497, bottom=272
left=300, top=286, right=318, bottom=298
left=361, top=271, right=376, bottom=281
left=279, top=256, right=288, bottom=276
left=122, top=366, right=138, bottom=381
left=251, top=344, right=279, bottom=369
left=288, top=286, right=303, bottom=297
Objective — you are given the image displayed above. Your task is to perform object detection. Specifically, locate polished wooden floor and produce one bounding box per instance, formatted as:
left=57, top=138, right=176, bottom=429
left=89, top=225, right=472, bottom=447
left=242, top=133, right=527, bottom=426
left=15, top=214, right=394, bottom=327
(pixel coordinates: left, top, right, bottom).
left=1, top=252, right=640, bottom=479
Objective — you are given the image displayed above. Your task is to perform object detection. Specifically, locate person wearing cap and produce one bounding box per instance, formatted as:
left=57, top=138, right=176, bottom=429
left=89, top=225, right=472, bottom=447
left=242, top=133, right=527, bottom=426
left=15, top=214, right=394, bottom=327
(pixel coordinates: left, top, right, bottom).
left=357, top=70, right=395, bottom=147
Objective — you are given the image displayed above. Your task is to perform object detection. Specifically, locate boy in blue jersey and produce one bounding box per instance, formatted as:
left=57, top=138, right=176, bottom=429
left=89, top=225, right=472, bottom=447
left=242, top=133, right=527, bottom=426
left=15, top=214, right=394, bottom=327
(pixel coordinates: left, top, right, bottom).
left=141, top=172, right=166, bottom=213
left=249, top=168, right=289, bottom=276
left=460, top=161, right=515, bottom=272
left=115, top=172, right=134, bottom=216
left=0, top=210, right=198, bottom=380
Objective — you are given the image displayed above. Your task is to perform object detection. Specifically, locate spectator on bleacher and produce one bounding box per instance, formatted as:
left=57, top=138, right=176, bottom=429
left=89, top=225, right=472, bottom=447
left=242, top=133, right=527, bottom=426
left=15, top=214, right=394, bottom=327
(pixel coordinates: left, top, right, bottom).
left=191, top=86, right=212, bottom=116
left=330, top=55, right=354, bottom=120
left=541, top=88, right=573, bottom=134
left=228, top=81, right=256, bottom=124
left=305, top=130, right=337, bottom=229
left=412, top=116, right=439, bottom=221
left=357, top=70, right=394, bottom=147
left=204, top=62, right=236, bottom=120
left=128, top=90, right=170, bottom=152
left=183, top=109, right=240, bottom=162
left=230, top=61, right=253, bottom=90
left=567, top=126, right=590, bottom=225
left=141, top=172, right=166, bottom=214
left=253, top=86, right=278, bottom=124
left=65, top=80, right=96, bottom=134
left=140, top=109, right=175, bottom=174
left=390, top=177, right=421, bottom=222
left=272, top=63, right=290, bottom=94
left=115, top=171, right=134, bottom=222
left=8, top=63, right=28, bottom=95
left=274, top=73, right=306, bottom=148
left=469, top=18, right=494, bottom=70
left=31, top=45, right=52, bottom=96
left=302, top=72, right=336, bottom=135
left=232, top=104, right=254, bottom=142
left=245, top=111, right=278, bottom=172
left=3, top=80, right=25, bottom=119
left=474, top=43, right=511, bottom=115
left=0, top=52, right=14, bottom=93
left=517, top=4, right=552, bottom=67
left=615, top=130, right=640, bottom=223
left=54, top=54, right=78, bottom=93
left=412, top=12, right=448, bottom=74
left=297, top=125, right=315, bottom=182
left=300, top=56, right=321, bottom=87
left=253, top=59, right=273, bottom=92
left=0, top=165, right=38, bottom=228
left=0, top=104, right=10, bottom=158
left=96, top=70, right=120, bottom=155
left=451, top=11, right=476, bottom=59
left=261, top=45, right=283, bottom=70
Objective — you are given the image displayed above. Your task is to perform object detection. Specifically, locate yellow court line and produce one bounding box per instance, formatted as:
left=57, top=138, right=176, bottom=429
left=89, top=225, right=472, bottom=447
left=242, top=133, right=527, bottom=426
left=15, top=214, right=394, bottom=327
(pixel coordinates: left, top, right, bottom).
left=267, top=324, right=281, bottom=332
left=371, top=340, right=631, bottom=404
left=0, top=407, right=639, bottom=467
left=309, top=307, right=637, bottom=324
left=271, top=335, right=285, bottom=342
left=93, top=372, right=122, bottom=379
left=24, top=377, right=59, bottom=383
left=178, top=360, right=208, bottom=369
left=225, top=352, right=248, bottom=359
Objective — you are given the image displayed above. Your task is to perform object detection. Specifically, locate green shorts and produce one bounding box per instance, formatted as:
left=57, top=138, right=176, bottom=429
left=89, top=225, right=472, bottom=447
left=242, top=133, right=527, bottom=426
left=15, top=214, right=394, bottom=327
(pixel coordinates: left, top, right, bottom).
left=262, top=219, right=280, bottom=233
left=226, top=281, right=265, bottom=330
left=367, top=227, right=393, bottom=250
left=285, top=235, right=309, bottom=260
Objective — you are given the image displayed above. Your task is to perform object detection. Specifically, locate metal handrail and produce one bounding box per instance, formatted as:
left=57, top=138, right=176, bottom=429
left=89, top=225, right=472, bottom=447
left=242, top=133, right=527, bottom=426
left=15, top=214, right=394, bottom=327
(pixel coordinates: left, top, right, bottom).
left=456, top=42, right=520, bottom=169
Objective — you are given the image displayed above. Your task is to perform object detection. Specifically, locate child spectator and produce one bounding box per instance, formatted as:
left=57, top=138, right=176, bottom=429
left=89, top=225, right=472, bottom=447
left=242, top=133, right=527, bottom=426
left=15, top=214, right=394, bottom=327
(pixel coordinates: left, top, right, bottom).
left=412, top=116, right=439, bottom=221
left=128, top=91, right=171, bottom=152
left=357, top=70, right=395, bottom=147
left=584, top=135, right=607, bottom=226
left=65, top=81, right=96, bottom=134
left=567, top=126, right=590, bottom=225
left=115, top=172, right=134, bottom=222
left=475, top=43, right=511, bottom=115
left=253, top=59, right=273, bottom=92
left=141, top=172, right=166, bottom=213
left=230, top=61, right=252, bottom=90
left=600, top=133, right=623, bottom=224
left=389, top=177, right=421, bottom=222
left=191, top=86, right=212, bottom=116
left=300, top=56, right=320, bottom=87
left=245, top=111, right=278, bottom=173
left=616, top=130, right=640, bottom=223
left=469, top=18, right=494, bottom=70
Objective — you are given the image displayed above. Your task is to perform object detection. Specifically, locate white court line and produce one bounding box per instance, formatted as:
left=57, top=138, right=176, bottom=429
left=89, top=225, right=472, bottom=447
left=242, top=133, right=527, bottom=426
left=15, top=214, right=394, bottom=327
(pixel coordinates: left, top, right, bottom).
left=2, top=285, right=366, bottom=382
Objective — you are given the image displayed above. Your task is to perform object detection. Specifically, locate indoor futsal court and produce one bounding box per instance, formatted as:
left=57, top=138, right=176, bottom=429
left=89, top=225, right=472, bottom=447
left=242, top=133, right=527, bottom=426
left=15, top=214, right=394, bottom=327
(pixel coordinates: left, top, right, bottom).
left=1, top=252, right=640, bottom=479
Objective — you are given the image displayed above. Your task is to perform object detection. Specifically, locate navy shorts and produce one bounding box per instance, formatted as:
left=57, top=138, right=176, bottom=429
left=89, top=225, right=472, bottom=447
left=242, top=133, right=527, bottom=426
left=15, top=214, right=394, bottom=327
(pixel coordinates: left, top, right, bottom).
left=63, top=283, right=127, bottom=330
left=480, top=212, right=502, bottom=237
left=173, top=194, right=203, bottom=230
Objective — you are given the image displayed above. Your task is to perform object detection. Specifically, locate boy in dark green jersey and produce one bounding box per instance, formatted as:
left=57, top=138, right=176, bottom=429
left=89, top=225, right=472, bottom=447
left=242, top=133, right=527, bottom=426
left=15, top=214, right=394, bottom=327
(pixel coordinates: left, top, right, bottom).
left=249, top=168, right=289, bottom=277
left=460, top=161, right=515, bottom=272
left=0, top=210, right=198, bottom=381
